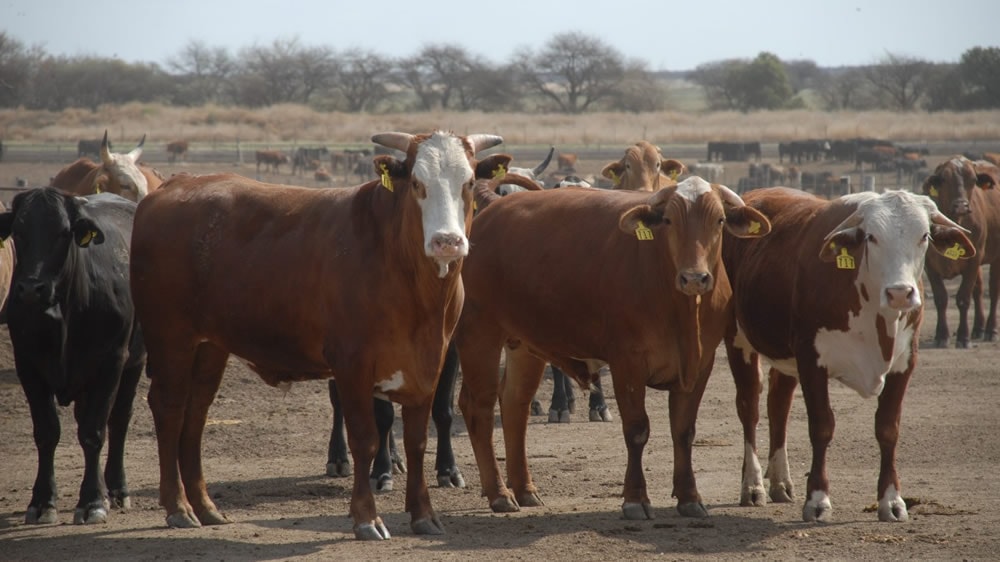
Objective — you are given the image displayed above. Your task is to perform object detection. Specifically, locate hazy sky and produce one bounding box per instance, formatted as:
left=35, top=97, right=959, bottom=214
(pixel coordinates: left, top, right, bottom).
left=3, top=0, right=997, bottom=71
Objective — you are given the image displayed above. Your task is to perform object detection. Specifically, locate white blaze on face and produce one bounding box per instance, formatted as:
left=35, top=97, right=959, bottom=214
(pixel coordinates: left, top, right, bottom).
left=104, top=149, right=149, bottom=199
left=412, top=132, right=472, bottom=276
left=674, top=175, right=712, bottom=202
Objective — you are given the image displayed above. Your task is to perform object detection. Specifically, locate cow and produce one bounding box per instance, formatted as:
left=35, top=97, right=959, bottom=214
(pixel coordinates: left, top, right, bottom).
left=78, top=138, right=110, bottom=158
left=722, top=187, right=975, bottom=523
left=778, top=140, right=830, bottom=164
left=496, top=146, right=555, bottom=196
left=0, top=201, right=13, bottom=320
left=983, top=152, right=1000, bottom=167
left=556, top=152, right=578, bottom=173
left=922, top=156, right=1000, bottom=347
left=129, top=130, right=509, bottom=540
left=600, top=141, right=686, bottom=192
left=0, top=188, right=145, bottom=526
left=314, top=166, right=333, bottom=183
left=166, top=140, right=189, bottom=163
left=255, top=150, right=290, bottom=174
left=292, top=146, right=330, bottom=175
left=52, top=131, right=162, bottom=201
left=455, top=177, right=771, bottom=520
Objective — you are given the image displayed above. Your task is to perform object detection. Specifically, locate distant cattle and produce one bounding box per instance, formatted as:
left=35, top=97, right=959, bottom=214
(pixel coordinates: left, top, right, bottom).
left=130, top=130, right=509, bottom=540
left=313, top=166, right=333, bottom=183
left=78, top=137, right=111, bottom=158
left=707, top=141, right=761, bottom=162
left=0, top=188, right=145, bottom=526
left=688, top=162, right=725, bottom=183
left=292, top=146, right=330, bottom=175
left=922, top=156, right=1000, bottom=347
left=166, top=140, right=189, bottom=163
left=778, top=140, right=830, bottom=164
left=723, top=187, right=974, bottom=522
left=601, top=141, right=686, bottom=192
left=456, top=177, right=771, bottom=520
left=495, top=146, right=555, bottom=196
left=53, top=131, right=162, bottom=201
left=255, top=150, right=290, bottom=174
left=0, top=139, right=4, bottom=162
left=556, top=152, right=578, bottom=173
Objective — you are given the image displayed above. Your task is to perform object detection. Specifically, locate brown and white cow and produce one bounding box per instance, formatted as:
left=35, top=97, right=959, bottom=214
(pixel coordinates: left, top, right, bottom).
left=456, top=176, right=771, bottom=519
left=921, top=156, right=1000, bottom=347
left=722, top=188, right=975, bottom=523
left=51, top=131, right=162, bottom=201
left=130, top=130, right=509, bottom=540
left=255, top=150, right=290, bottom=174
left=601, top=140, right=686, bottom=191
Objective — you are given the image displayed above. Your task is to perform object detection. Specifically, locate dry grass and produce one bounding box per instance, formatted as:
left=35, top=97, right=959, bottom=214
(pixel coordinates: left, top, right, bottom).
left=1, top=103, right=999, bottom=147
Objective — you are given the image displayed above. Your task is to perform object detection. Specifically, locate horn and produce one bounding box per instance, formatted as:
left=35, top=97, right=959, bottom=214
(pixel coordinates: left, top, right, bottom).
left=371, top=132, right=414, bottom=153
left=715, top=183, right=746, bottom=208
left=822, top=210, right=865, bottom=245
left=100, top=130, right=112, bottom=163
left=467, top=134, right=503, bottom=154
left=136, top=133, right=146, bottom=149
left=128, top=133, right=146, bottom=161
left=532, top=146, right=555, bottom=176
left=930, top=209, right=972, bottom=233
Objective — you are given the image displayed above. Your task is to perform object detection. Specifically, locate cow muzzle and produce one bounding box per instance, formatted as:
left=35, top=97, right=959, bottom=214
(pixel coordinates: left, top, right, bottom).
left=676, top=270, right=714, bottom=296
left=884, top=284, right=920, bottom=311
left=12, top=278, right=55, bottom=308
left=951, top=200, right=971, bottom=216
left=428, top=232, right=468, bottom=260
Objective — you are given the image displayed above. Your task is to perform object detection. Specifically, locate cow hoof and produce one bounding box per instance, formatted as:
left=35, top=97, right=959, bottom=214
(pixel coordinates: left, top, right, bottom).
left=802, top=493, right=833, bottom=523
left=73, top=505, right=109, bottom=525
left=677, top=501, right=709, bottom=518
left=985, top=332, right=998, bottom=342
left=972, top=329, right=983, bottom=340
left=878, top=497, right=909, bottom=522
left=548, top=409, right=570, bottom=423
left=530, top=400, right=544, bottom=416
left=956, top=339, right=971, bottom=349
left=516, top=491, right=544, bottom=508
left=25, top=506, right=58, bottom=525
left=411, top=514, right=445, bottom=535
left=371, top=474, right=394, bottom=492
left=166, top=510, right=202, bottom=528
left=740, top=484, right=768, bottom=507
left=355, top=517, right=391, bottom=540
left=933, top=338, right=949, bottom=348
left=589, top=407, right=614, bottom=422
left=567, top=399, right=576, bottom=414
left=198, top=509, right=230, bottom=525
left=391, top=458, right=407, bottom=475
left=437, top=469, right=466, bottom=488
left=489, top=496, right=520, bottom=513
left=622, top=502, right=654, bottom=520
left=769, top=482, right=794, bottom=503
left=326, top=460, right=352, bottom=477
left=108, top=490, right=131, bottom=509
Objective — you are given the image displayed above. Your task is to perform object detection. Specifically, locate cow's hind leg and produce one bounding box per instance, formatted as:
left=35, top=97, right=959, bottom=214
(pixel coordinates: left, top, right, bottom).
left=548, top=366, right=572, bottom=423
left=433, top=342, right=465, bottom=488
left=369, top=398, right=398, bottom=492
left=984, top=264, right=999, bottom=341
left=326, top=381, right=352, bottom=477
left=18, top=372, right=61, bottom=524
left=588, top=372, right=613, bottom=422
left=104, top=357, right=144, bottom=510
left=766, top=369, right=797, bottom=503
left=725, top=337, right=767, bottom=507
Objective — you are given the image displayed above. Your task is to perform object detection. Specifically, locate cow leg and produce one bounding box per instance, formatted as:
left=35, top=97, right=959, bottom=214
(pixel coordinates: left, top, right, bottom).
left=334, top=378, right=387, bottom=540
left=797, top=365, right=835, bottom=523
left=725, top=340, right=766, bottom=507
left=18, top=372, right=60, bottom=524
left=668, top=366, right=712, bottom=518
left=104, top=358, right=144, bottom=510
left=548, top=366, right=571, bottom=423
left=369, top=398, right=397, bottom=492
left=588, top=373, right=613, bottom=422
left=971, top=268, right=985, bottom=341
left=401, top=400, right=444, bottom=535
left=955, top=268, right=978, bottom=348
left=501, top=348, right=548, bottom=507
left=71, top=363, right=123, bottom=525
left=326, top=380, right=352, bottom=477
left=986, top=265, right=1000, bottom=341
left=874, top=369, right=912, bottom=522
left=766, top=369, right=798, bottom=503
left=925, top=268, right=951, bottom=347
left=608, top=359, right=652, bottom=520
left=433, top=341, right=465, bottom=488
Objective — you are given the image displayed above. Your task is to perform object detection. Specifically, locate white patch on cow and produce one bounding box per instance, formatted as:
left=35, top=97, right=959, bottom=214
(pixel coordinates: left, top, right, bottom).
left=767, top=447, right=791, bottom=491
left=375, top=371, right=406, bottom=396
left=950, top=156, right=966, bottom=168
left=804, top=490, right=832, bottom=521
left=412, top=131, right=472, bottom=273
left=732, top=322, right=762, bottom=372
left=104, top=151, right=149, bottom=199
left=674, top=175, right=711, bottom=203
left=743, top=441, right=764, bottom=493
left=879, top=483, right=909, bottom=521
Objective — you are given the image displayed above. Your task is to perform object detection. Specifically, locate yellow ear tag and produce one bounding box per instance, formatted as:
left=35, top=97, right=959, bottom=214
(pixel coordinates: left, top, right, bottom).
left=747, top=221, right=761, bottom=235
left=379, top=163, right=393, bottom=192
left=609, top=169, right=620, bottom=186
left=94, top=183, right=102, bottom=194
left=79, top=230, right=95, bottom=247
left=635, top=220, right=654, bottom=241
left=669, top=169, right=680, bottom=181
left=929, top=186, right=938, bottom=197
left=835, top=247, right=855, bottom=270
left=944, top=243, right=966, bottom=260
left=0, top=238, right=5, bottom=249
left=492, top=164, right=506, bottom=180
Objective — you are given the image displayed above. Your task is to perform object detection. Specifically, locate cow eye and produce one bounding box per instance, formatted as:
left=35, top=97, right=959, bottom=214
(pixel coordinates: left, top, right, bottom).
left=921, top=232, right=930, bottom=243
left=866, top=233, right=877, bottom=244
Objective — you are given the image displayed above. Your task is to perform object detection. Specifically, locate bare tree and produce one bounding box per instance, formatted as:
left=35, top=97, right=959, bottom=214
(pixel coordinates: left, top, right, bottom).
left=514, top=32, right=626, bottom=113
left=168, top=40, right=235, bottom=105
left=691, top=59, right=744, bottom=111
left=0, top=32, right=43, bottom=108
left=864, top=52, right=931, bottom=111
left=608, top=59, right=667, bottom=112
left=329, top=49, right=393, bottom=112
left=815, top=67, right=869, bottom=110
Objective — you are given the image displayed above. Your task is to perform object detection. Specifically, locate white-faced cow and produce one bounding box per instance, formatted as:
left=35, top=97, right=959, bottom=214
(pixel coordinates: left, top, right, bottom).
left=0, top=188, right=145, bottom=526
left=130, top=130, right=509, bottom=540
left=601, top=141, right=687, bottom=192
left=53, top=131, right=162, bottom=201
left=921, top=156, right=1000, bottom=347
left=456, top=177, right=771, bottom=519
left=722, top=187, right=975, bottom=523
left=495, top=146, right=555, bottom=195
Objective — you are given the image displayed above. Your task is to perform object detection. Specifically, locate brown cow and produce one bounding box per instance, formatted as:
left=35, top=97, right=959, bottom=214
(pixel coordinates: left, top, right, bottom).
left=166, top=140, right=189, bottom=163
left=255, top=150, right=290, bottom=174
left=456, top=176, right=771, bottom=520
left=129, top=130, right=509, bottom=540
left=314, top=166, right=333, bottom=183
left=600, top=141, right=686, bottom=191
left=51, top=131, right=162, bottom=201
left=722, top=188, right=975, bottom=522
left=922, top=156, right=1000, bottom=347
left=982, top=152, right=1000, bottom=167
left=556, top=152, right=578, bottom=173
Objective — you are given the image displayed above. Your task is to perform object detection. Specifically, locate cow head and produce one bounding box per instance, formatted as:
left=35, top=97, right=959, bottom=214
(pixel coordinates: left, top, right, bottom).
left=617, top=176, right=771, bottom=296
left=498, top=146, right=555, bottom=195
left=0, top=188, right=105, bottom=310
left=601, top=141, right=686, bottom=191
left=96, top=130, right=150, bottom=201
left=819, top=191, right=975, bottom=311
left=371, top=130, right=508, bottom=277
left=922, top=156, right=994, bottom=218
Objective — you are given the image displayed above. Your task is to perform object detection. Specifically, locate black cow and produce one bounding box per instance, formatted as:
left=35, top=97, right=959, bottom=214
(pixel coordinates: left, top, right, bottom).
left=291, top=146, right=330, bottom=175
left=0, top=139, right=4, bottom=162
left=0, top=188, right=145, bottom=525
left=77, top=138, right=110, bottom=158
left=707, top=141, right=761, bottom=162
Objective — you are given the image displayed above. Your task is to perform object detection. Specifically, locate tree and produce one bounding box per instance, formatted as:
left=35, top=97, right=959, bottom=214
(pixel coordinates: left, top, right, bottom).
left=0, top=32, right=43, bottom=108
left=958, top=46, right=1000, bottom=109
left=738, top=52, right=794, bottom=111
left=514, top=32, right=626, bottom=113
left=328, top=49, right=393, bottom=112
left=29, top=56, right=171, bottom=111
left=815, top=67, right=870, bottom=110
left=608, top=59, right=667, bottom=112
left=691, top=59, right=744, bottom=111
left=167, top=40, right=235, bottom=105
left=863, top=52, right=931, bottom=111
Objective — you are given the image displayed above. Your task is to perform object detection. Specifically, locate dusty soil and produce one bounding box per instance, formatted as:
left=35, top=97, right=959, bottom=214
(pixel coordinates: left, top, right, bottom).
left=1, top=157, right=998, bottom=561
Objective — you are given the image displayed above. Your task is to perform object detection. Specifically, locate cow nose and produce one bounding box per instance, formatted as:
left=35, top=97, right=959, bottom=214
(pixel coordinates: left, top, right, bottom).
left=428, top=232, right=467, bottom=259
left=952, top=200, right=970, bottom=215
left=677, top=270, right=714, bottom=295
left=14, top=280, right=49, bottom=306
left=885, top=285, right=918, bottom=310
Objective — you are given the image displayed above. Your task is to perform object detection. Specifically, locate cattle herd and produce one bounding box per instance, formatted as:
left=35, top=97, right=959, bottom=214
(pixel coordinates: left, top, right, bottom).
left=1, top=129, right=999, bottom=546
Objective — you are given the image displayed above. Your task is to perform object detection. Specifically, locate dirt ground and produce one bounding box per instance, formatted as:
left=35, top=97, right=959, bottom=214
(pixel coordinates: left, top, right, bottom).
left=1, top=157, right=999, bottom=561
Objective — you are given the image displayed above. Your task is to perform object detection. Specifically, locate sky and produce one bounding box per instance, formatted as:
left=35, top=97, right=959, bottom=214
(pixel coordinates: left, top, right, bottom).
left=2, top=0, right=998, bottom=71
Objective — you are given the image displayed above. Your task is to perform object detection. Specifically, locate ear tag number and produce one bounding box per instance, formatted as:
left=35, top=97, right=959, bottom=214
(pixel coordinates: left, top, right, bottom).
left=929, top=186, right=938, bottom=197
left=835, top=247, right=855, bottom=270
left=944, top=243, right=966, bottom=260
left=492, top=164, right=506, bottom=179
left=748, top=221, right=761, bottom=234
left=669, top=169, right=680, bottom=181
left=78, top=230, right=96, bottom=247
left=380, top=163, right=393, bottom=192
left=635, top=220, right=654, bottom=241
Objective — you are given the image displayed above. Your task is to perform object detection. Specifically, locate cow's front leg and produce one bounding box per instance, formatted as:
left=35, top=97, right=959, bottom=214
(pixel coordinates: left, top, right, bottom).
left=339, top=380, right=387, bottom=540
left=105, top=359, right=143, bottom=509
left=500, top=349, right=548, bottom=508
left=401, top=400, right=444, bottom=535
left=797, top=367, right=835, bottom=522
left=875, top=369, right=912, bottom=522
left=19, top=375, right=61, bottom=524
left=433, top=342, right=465, bottom=488
left=610, top=363, right=652, bottom=520
left=955, top=269, right=977, bottom=348
left=925, top=268, right=951, bottom=347
left=668, top=364, right=712, bottom=518
left=73, top=389, right=113, bottom=524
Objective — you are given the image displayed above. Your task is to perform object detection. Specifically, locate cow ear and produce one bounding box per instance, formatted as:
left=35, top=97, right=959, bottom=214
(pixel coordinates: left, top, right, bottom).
left=475, top=154, right=513, bottom=180
left=602, top=162, right=624, bottom=186
left=930, top=225, right=977, bottom=260
left=725, top=206, right=771, bottom=239
left=72, top=217, right=104, bottom=247
left=618, top=204, right=663, bottom=238
left=661, top=159, right=686, bottom=181
left=976, top=172, right=997, bottom=190
left=819, top=226, right=864, bottom=265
